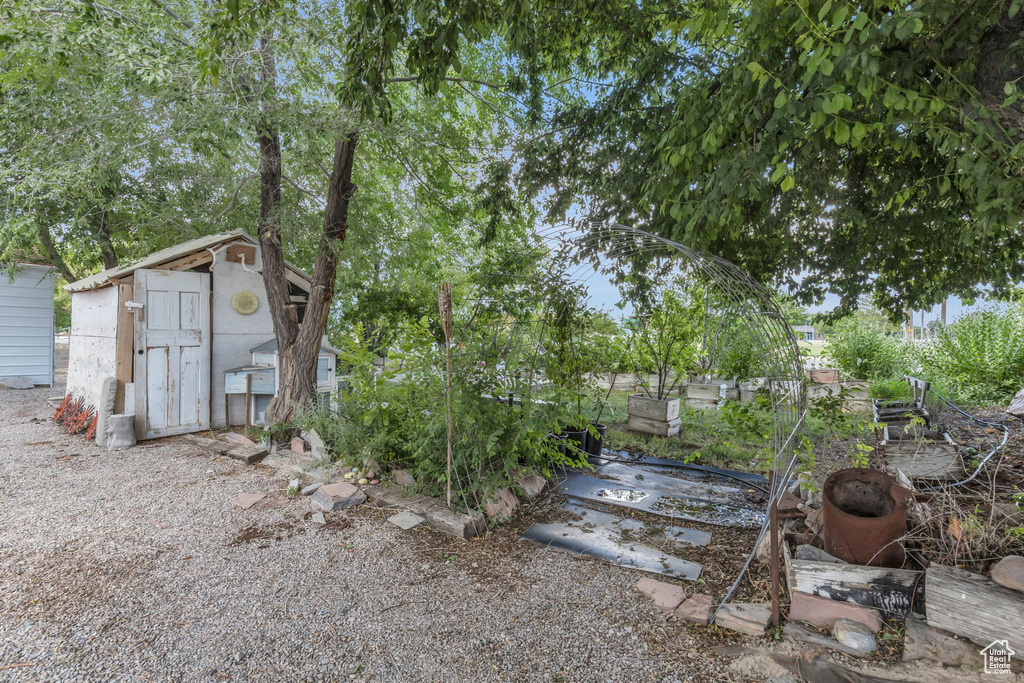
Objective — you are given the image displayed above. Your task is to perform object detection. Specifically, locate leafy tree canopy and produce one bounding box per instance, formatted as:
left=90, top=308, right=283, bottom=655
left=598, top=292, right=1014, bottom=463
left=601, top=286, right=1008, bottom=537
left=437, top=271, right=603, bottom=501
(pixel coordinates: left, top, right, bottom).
left=516, top=0, right=1024, bottom=319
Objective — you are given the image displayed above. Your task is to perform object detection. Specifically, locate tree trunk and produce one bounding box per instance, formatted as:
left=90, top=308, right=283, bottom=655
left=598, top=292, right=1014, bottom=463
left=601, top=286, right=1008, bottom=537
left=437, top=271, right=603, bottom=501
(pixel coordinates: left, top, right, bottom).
left=95, top=208, right=118, bottom=269
left=254, top=35, right=359, bottom=426
left=271, top=133, right=359, bottom=424
left=36, top=223, right=79, bottom=283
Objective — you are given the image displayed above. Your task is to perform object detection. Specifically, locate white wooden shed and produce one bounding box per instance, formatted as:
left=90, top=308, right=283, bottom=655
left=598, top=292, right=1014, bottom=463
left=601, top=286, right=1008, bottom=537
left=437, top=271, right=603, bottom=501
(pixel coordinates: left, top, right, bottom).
left=64, top=231, right=321, bottom=440
left=0, top=263, right=55, bottom=386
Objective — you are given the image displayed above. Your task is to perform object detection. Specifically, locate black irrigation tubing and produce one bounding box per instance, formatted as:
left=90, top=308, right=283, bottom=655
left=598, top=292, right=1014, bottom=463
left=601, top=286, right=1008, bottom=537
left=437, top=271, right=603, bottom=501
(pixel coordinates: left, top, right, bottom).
left=916, top=388, right=1012, bottom=493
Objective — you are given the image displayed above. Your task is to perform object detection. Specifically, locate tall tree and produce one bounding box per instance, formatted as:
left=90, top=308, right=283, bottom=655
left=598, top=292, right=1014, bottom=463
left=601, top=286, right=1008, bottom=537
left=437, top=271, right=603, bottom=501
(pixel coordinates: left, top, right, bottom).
left=2, top=0, right=529, bottom=423
left=514, top=0, right=1024, bottom=318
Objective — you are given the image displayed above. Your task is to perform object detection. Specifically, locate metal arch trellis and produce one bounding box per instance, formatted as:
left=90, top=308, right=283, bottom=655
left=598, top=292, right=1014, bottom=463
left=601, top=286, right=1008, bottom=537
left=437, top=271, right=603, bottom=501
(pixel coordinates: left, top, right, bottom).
left=445, top=222, right=807, bottom=615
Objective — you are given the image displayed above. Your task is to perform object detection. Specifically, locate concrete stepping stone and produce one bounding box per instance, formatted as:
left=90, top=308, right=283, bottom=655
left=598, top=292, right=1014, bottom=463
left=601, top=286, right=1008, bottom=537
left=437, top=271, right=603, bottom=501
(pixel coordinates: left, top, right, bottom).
left=388, top=511, right=425, bottom=530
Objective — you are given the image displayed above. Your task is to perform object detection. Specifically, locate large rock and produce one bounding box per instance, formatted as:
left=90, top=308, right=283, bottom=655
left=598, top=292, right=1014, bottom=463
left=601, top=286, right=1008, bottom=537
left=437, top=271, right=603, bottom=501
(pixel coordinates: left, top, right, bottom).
left=635, top=577, right=686, bottom=612
left=515, top=470, right=547, bottom=500
left=788, top=591, right=882, bottom=632
left=0, top=376, right=34, bottom=390
left=105, top=414, right=137, bottom=449
left=674, top=593, right=714, bottom=625
left=484, top=488, right=518, bottom=521
left=1007, top=387, right=1024, bottom=417
left=311, top=482, right=366, bottom=511
left=991, top=556, right=1024, bottom=592
left=832, top=618, right=877, bottom=653
left=392, top=470, right=416, bottom=487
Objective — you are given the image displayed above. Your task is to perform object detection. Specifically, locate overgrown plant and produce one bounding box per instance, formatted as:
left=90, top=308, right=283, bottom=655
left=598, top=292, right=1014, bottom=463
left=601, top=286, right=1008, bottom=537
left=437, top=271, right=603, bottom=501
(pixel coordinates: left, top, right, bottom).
left=296, top=317, right=587, bottom=513
left=823, top=319, right=911, bottom=381
left=916, top=301, right=1024, bottom=405
left=628, top=287, right=702, bottom=400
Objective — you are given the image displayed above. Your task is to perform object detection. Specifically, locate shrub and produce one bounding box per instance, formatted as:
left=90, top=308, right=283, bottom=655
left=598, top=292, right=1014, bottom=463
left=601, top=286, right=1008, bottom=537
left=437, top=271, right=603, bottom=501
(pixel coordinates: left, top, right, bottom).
left=916, top=303, right=1024, bottom=405
left=823, top=320, right=911, bottom=381
left=296, top=318, right=586, bottom=512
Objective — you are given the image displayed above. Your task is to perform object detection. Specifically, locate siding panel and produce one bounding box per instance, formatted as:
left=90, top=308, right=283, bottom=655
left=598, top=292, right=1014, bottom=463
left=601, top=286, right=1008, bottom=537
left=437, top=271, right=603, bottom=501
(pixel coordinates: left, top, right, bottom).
left=0, top=265, right=55, bottom=385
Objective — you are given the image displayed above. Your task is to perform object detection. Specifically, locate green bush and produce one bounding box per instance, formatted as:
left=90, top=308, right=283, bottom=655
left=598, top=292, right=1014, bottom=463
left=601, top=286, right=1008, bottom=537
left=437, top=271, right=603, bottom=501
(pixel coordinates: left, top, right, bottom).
left=823, top=321, right=911, bottom=381
left=296, top=318, right=587, bottom=512
left=917, top=303, right=1024, bottom=405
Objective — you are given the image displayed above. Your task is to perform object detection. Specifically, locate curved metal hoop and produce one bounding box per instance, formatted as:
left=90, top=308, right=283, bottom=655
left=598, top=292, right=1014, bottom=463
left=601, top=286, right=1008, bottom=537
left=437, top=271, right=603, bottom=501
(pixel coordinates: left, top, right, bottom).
left=452, top=222, right=807, bottom=608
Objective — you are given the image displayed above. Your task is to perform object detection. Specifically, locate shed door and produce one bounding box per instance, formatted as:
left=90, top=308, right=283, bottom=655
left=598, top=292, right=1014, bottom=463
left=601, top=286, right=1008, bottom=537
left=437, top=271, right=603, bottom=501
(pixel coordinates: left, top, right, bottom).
left=134, top=269, right=211, bottom=439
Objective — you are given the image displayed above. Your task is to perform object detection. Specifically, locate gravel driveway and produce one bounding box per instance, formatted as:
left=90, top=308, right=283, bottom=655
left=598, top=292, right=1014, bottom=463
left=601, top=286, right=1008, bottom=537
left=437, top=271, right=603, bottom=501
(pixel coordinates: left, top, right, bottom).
left=0, top=383, right=722, bottom=682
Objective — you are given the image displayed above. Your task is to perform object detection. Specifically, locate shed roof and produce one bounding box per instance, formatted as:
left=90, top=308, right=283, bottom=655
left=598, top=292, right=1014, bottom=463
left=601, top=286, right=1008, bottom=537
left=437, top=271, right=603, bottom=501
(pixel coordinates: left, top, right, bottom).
left=249, top=337, right=343, bottom=357
left=64, top=230, right=312, bottom=293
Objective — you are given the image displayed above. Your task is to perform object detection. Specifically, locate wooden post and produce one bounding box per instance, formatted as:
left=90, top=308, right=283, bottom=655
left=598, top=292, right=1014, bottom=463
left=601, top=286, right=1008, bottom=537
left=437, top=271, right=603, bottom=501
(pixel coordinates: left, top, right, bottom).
left=114, top=283, right=135, bottom=413
left=244, top=373, right=252, bottom=428
left=438, top=283, right=454, bottom=508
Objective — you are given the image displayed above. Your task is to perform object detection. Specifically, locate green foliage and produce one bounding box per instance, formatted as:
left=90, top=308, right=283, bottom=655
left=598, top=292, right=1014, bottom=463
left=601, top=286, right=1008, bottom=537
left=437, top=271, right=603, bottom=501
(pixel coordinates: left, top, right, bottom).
left=917, top=302, right=1024, bottom=405
left=824, top=320, right=911, bottom=381
left=516, top=0, right=1024, bottom=317
left=297, top=318, right=586, bottom=513
left=628, top=285, right=703, bottom=399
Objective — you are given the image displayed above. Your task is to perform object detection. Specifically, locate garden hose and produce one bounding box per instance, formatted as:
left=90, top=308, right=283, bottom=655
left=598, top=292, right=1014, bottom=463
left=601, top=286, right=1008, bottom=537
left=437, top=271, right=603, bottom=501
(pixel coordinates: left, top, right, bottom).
left=916, top=388, right=1011, bottom=493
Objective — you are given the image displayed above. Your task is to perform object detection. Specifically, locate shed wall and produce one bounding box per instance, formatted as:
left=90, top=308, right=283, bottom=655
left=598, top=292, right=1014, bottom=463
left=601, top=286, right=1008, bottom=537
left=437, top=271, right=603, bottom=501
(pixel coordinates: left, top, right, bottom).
left=211, top=261, right=276, bottom=427
left=67, top=287, right=119, bottom=408
left=0, top=265, right=55, bottom=385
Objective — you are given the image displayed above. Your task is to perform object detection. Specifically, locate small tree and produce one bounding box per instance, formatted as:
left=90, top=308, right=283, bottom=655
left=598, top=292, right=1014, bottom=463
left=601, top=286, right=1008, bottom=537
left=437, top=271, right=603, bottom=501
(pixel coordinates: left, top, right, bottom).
left=629, top=287, right=703, bottom=400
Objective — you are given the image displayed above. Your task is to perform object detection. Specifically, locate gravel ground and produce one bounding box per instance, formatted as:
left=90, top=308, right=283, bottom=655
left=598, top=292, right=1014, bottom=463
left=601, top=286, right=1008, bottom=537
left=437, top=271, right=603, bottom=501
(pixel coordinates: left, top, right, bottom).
left=0, top=382, right=729, bottom=682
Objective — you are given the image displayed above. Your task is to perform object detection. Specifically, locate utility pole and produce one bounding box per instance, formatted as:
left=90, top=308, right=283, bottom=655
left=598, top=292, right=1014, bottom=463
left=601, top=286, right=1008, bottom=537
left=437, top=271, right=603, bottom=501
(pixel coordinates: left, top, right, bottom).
left=941, top=298, right=947, bottom=327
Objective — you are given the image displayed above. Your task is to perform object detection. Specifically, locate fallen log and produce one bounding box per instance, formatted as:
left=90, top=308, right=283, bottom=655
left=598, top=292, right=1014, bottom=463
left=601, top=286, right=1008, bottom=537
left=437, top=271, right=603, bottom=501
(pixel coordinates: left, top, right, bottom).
left=924, top=563, right=1024, bottom=660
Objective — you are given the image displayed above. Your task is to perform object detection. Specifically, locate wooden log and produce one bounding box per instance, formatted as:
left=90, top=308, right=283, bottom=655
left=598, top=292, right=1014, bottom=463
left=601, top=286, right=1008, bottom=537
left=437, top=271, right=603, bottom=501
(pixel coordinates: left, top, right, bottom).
left=365, top=487, right=486, bottom=539
left=627, top=415, right=681, bottom=437
left=627, top=394, right=680, bottom=421
left=902, top=614, right=1020, bottom=670
left=925, top=563, right=1024, bottom=660
left=788, top=558, right=923, bottom=618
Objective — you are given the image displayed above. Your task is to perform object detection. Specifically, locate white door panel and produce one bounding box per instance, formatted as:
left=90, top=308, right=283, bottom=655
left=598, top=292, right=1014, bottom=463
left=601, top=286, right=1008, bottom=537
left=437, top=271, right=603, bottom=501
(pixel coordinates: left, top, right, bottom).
left=134, top=269, right=211, bottom=439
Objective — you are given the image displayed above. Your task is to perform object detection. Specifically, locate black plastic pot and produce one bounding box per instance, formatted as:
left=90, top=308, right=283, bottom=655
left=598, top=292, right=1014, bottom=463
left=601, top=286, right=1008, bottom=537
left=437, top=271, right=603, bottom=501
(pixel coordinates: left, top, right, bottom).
left=564, top=426, right=588, bottom=455
left=546, top=432, right=568, bottom=456
left=585, top=423, right=607, bottom=456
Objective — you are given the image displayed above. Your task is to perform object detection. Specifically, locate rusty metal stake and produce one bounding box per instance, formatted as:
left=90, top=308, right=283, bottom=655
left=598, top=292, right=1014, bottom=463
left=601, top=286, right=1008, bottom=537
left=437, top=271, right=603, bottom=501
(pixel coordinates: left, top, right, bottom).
left=769, top=472, right=780, bottom=627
